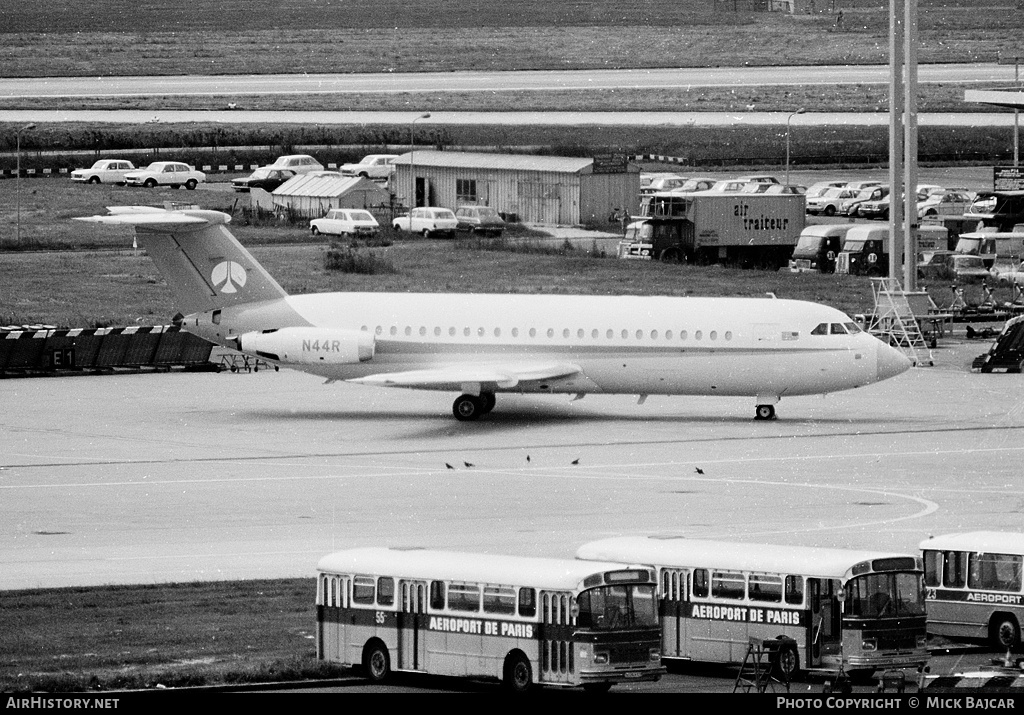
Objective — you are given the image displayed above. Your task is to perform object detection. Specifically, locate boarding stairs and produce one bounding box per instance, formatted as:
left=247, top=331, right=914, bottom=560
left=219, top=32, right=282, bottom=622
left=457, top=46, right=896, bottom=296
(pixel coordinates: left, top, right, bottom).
left=733, top=637, right=791, bottom=693
left=864, top=278, right=935, bottom=366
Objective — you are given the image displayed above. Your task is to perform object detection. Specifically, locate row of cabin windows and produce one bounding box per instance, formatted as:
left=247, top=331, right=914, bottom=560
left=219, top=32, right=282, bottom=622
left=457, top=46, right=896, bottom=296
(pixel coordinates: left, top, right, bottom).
left=367, top=324, right=736, bottom=342
left=923, top=550, right=1023, bottom=593
left=662, top=569, right=804, bottom=605
left=329, top=575, right=542, bottom=617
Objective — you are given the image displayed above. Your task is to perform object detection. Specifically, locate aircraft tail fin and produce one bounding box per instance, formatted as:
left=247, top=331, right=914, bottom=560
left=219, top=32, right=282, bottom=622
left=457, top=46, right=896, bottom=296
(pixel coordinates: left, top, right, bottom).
left=77, top=206, right=288, bottom=316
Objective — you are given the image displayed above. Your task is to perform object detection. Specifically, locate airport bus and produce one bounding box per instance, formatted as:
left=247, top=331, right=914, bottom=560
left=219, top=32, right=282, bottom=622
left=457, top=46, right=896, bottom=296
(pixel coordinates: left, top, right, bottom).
left=315, top=547, right=666, bottom=692
left=576, top=536, right=930, bottom=680
left=920, top=531, right=1024, bottom=651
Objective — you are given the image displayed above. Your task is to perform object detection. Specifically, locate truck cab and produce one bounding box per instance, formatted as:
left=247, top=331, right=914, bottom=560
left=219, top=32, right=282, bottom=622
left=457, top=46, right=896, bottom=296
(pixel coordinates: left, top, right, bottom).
left=789, top=223, right=857, bottom=273
left=837, top=225, right=890, bottom=276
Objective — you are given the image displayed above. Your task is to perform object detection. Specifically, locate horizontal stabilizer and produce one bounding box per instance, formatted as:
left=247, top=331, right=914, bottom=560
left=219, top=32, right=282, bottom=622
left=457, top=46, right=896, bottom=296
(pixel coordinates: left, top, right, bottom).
left=349, top=362, right=581, bottom=391
left=76, top=207, right=231, bottom=232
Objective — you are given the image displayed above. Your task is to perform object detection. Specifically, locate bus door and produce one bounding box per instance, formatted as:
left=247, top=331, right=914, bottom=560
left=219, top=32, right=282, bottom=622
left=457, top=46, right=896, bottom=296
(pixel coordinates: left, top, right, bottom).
left=398, top=580, right=427, bottom=671
left=660, top=568, right=688, bottom=657
left=539, top=591, right=573, bottom=685
left=808, top=578, right=842, bottom=667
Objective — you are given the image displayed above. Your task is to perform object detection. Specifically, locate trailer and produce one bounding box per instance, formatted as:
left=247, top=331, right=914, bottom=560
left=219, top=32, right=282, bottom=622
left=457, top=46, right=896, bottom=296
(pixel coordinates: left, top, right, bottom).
left=619, top=191, right=805, bottom=269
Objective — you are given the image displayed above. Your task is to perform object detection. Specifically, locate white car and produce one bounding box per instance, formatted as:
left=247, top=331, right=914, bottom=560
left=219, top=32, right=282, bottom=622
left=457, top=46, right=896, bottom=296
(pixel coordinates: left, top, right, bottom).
left=340, top=154, right=399, bottom=180
left=917, top=190, right=974, bottom=219
left=267, top=154, right=325, bottom=174
left=71, top=159, right=136, bottom=185
left=309, top=209, right=380, bottom=237
left=806, top=187, right=859, bottom=216
left=392, top=207, right=459, bottom=238
left=123, top=162, right=205, bottom=189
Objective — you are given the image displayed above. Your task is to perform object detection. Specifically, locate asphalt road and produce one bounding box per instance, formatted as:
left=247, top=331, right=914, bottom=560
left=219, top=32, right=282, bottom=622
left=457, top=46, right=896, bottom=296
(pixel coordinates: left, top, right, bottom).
left=0, top=63, right=1017, bottom=99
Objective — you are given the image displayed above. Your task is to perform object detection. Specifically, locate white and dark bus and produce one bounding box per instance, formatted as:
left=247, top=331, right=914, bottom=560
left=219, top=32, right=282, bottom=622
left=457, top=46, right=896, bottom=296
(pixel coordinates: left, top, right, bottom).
left=920, top=531, right=1024, bottom=651
left=576, top=536, right=930, bottom=680
left=316, top=547, right=666, bottom=692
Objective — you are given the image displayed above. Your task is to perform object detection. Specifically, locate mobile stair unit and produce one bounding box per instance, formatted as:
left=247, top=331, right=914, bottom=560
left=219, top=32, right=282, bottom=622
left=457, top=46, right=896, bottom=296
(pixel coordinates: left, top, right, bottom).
left=733, top=637, right=792, bottom=693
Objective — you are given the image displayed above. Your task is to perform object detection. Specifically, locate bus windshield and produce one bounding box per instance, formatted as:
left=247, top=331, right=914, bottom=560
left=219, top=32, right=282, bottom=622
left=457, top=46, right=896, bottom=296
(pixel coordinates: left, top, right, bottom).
left=845, top=572, right=925, bottom=618
left=576, top=584, right=659, bottom=630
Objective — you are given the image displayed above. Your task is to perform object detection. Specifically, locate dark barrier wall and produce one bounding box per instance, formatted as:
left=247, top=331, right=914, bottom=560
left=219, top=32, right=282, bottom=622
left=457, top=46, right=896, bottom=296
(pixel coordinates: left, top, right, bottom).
left=0, top=325, right=214, bottom=374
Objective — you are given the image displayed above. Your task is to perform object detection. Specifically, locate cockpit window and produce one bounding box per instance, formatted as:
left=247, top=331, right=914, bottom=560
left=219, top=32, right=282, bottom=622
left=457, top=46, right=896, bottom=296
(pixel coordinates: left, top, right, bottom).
left=811, top=323, right=829, bottom=336
left=831, top=323, right=848, bottom=334
left=845, top=322, right=862, bottom=334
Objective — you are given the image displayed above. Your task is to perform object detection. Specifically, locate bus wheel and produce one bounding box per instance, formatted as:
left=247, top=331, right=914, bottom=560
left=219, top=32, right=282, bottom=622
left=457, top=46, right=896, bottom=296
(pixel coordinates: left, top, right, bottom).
left=991, top=614, right=1021, bottom=651
left=503, top=652, right=534, bottom=693
left=583, top=682, right=613, bottom=694
left=772, top=639, right=800, bottom=681
left=362, top=640, right=391, bottom=683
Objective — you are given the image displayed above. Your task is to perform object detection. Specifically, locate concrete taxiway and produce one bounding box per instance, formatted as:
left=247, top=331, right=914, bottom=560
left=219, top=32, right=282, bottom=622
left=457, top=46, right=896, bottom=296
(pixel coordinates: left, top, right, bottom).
left=1, top=334, right=1021, bottom=591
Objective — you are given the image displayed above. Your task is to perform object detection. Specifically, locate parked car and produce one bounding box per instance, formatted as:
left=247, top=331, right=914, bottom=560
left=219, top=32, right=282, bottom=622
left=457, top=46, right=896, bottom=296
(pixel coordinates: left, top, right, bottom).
left=454, top=206, right=505, bottom=236
left=806, top=187, right=859, bottom=216
left=804, top=181, right=848, bottom=199
left=640, top=174, right=689, bottom=195
left=917, top=190, right=975, bottom=219
left=737, top=174, right=780, bottom=185
left=918, top=252, right=992, bottom=283
left=123, top=161, right=205, bottom=189
left=671, top=177, right=719, bottom=193
left=392, top=207, right=459, bottom=238
left=859, top=185, right=942, bottom=220
left=267, top=154, right=324, bottom=174
left=340, top=154, right=400, bottom=180
left=230, top=167, right=296, bottom=193
left=70, top=159, right=136, bottom=185
left=839, top=186, right=889, bottom=217
left=992, top=259, right=1024, bottom=286
left=309, top=208, right=380, bottom=237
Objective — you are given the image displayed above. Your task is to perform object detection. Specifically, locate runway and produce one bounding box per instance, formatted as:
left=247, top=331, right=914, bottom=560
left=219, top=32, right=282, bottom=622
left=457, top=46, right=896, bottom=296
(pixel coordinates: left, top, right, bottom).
left=2, top=335, right=1021, bottom=591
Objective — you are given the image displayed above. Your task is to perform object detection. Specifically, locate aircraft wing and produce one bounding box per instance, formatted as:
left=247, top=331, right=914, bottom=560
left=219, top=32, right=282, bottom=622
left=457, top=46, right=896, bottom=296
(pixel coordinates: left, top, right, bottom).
left=349, top=361, right=582, bottom=391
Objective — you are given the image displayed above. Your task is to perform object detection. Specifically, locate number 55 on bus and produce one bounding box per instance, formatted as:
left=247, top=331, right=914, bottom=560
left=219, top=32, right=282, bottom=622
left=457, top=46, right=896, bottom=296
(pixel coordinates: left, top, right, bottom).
left=315, top=547, right=666, bottom=693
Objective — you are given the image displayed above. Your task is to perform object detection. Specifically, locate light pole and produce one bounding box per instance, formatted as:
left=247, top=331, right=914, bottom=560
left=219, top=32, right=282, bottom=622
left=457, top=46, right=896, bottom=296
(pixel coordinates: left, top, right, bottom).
left=785, top=108, right=805, bottom=187
left=16, top=123, right=36, bottom=244
left=409, top=113, right=430, bottom=208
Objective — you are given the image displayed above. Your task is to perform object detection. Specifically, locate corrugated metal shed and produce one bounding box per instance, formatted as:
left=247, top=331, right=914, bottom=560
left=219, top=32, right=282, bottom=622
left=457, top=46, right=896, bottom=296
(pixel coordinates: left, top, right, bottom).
left=271, top=172, right=391, bottom=219
left=393, top=151, right=595, bottom=174
left=392, top=151, right=640, bottom=226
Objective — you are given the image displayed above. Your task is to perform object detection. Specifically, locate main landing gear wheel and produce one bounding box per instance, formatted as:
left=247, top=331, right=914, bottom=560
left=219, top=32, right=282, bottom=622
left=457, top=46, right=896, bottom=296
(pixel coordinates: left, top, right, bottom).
left=453, top=394, right=484, bottom=421
left=755, top=404, right=776, bottom=420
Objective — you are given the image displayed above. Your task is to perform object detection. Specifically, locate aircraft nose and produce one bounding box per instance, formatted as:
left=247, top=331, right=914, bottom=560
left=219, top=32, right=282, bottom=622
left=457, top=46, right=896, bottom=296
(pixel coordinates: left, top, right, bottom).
left=876, top=342, right=912, bottom=381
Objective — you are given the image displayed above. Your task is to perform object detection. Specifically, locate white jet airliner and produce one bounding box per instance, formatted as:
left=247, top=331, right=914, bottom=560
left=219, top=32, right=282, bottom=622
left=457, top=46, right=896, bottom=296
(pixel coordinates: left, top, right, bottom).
left=78, top=206, right=911, bottom=421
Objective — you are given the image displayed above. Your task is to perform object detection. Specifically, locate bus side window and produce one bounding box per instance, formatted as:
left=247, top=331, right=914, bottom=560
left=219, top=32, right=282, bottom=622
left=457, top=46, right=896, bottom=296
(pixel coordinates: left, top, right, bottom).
left=785, top=575, right=804, bottom=605
left=923, top=551, right=940, bottom=587
left=692, top=568, right=709, bottom=598
left=377, top=577, right=395, bottom=606
left=711, top=571, right=745, bottom=600
left=430, top=580, right=445, bottom=610
left=518, top=587, right=537, bottom=617
left=448, top=583, right=481, bottom=612
left=748, top=573, right=782, bottom=603
left=352, top=575, right=375, bottom=605
left=943, top=550, right=966, bottom=588
left=483, top=586, right=516, bottom=615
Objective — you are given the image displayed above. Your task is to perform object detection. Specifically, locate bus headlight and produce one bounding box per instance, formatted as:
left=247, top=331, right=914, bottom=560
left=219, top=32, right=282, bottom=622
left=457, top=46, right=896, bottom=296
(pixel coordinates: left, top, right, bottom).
left=650, top=647, right=661, bottom=662
left=861, top=638, right=878, bottom=652
left=594, top=652, right=609, bottom=665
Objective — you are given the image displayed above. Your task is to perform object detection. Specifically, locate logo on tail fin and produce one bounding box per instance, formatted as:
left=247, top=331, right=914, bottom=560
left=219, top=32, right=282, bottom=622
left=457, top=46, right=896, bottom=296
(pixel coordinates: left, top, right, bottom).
left=211, top=261, right=247, bottom=294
